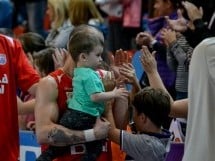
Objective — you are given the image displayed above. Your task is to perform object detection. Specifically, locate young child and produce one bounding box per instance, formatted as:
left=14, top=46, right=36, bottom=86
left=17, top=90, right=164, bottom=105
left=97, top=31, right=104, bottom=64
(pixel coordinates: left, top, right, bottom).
left=107, top=87, right=172, bottom=161
left=36, top=25, right=128, bottom=161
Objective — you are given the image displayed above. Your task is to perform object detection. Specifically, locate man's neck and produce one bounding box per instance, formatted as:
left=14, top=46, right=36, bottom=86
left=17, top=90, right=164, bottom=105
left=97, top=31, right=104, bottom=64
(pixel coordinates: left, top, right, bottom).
left=140, top=122, right=161, bottom=134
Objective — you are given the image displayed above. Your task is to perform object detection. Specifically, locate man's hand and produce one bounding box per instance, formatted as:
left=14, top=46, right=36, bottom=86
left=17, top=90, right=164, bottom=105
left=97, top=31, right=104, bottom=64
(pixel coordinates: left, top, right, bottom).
left=160, top=28, right=177, bottom=47
left=182, top=1, right=203, bottom=22
left=114, top=49, right=132, bottom=66
left=52, top=48, right=68, bottom=69
left=140, top=46, right=157, bottom=75
left=119, top=63, right=137, bottom=84
left=165, top=9, right=188, bottom=32
left=135, top=32, right=154, bottom=47
left=93, top=117, right=110, bottom=140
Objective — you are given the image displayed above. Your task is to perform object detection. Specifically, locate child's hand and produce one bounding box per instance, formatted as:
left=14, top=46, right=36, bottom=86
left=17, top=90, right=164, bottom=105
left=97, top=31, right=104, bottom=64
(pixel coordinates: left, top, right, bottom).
left=113, top=87, right=129, bottom=99
left=101, top=71, right=116, bottom=92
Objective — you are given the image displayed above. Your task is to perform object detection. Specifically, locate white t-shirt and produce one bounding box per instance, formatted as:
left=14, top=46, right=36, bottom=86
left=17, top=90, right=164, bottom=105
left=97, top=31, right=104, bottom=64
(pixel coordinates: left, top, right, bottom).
left=182, top=37, right=215, bottom=161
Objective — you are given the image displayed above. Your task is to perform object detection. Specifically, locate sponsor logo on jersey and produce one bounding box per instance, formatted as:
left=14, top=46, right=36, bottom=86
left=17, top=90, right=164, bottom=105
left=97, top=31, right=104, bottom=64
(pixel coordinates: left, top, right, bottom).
left=0, top=54, right=6, bottom=65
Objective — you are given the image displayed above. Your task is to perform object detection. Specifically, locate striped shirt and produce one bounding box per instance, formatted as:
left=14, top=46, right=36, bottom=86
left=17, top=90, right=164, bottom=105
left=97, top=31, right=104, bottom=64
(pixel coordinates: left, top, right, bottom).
left=167, top=35, right=193, bottom=92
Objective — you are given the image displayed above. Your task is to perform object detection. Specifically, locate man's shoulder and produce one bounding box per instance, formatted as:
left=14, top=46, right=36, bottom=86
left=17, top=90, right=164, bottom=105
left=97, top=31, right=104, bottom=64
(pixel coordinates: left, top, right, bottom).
left=49, top=69, right=65, bottom=77
left=49, top=69, right=71, bottom=83
left=39, top=75, right=57, bottom=88
left=0, top=34, right=14, bottom=47
left=0, top=34, right=21, bottom=50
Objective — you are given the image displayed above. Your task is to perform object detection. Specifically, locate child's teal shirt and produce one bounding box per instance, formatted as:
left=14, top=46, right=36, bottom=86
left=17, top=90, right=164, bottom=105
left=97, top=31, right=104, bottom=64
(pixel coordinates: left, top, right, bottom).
left=68, top=67, right=105, bottom=116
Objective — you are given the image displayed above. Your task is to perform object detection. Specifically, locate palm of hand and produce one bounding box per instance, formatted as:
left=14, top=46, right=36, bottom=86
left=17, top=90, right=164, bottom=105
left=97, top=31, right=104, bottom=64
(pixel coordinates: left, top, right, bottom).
left=168, top=18, right=187, bottom=32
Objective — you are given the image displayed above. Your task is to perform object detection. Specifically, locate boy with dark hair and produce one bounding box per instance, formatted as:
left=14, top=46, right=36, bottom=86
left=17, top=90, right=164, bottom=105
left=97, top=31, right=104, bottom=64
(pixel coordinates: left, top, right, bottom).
left=107, top=87, right=172, bottom=161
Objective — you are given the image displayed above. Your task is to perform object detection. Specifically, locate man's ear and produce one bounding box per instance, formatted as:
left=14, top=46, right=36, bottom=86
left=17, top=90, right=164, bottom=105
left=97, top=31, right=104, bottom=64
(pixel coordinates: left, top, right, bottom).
left=140, top=113, right=147, bottom=124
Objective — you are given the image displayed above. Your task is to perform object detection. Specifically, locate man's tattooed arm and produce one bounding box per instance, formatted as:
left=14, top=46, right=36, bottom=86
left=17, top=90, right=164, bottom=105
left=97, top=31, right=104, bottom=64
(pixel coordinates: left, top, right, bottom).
left=47, top=127, right=86, bottom=146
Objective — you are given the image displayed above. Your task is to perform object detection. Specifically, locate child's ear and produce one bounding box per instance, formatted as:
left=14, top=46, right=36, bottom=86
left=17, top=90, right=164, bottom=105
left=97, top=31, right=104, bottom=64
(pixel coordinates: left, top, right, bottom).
left=80, top=53, right=87, bottom=61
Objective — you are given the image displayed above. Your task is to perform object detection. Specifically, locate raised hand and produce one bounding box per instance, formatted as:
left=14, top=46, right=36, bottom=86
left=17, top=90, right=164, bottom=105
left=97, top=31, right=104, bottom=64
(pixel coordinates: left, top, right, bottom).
left=140, top=46, right=157, bottom=75
left=165, top=9, right=188, bottom=32
left=182, top=1, right=203, bottom=22
left=52, top=48, right=68, bottom=69
left=119, top=63, right=137, bottom=84
left=114, top=49, right=132, bottom=66
left=135, top=32, right=154, bottom=47
left=160, top=28, right=177, bottom=47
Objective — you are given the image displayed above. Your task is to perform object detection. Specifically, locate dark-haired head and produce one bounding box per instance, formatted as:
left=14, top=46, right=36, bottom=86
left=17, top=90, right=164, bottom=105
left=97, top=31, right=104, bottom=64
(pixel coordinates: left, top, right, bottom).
left=18, top=32, right=46, bottom=54
left=153, top=0, right=182, bottom=17
left=132, top=87, right=171, bottom=128
left=164, top=0, right=183, bottom=9
left=33, top=47, right=55, bottom=77
left=68, top=24, right=104, bottom=63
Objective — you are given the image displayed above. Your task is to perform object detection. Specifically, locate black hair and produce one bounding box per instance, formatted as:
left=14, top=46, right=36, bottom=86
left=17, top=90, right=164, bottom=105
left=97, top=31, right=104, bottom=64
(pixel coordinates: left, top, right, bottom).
left=164, top=0, right=183, bottom=9
left=18, top=32, right=46, bottom=54
left=33, top=47, right=55, bottom=76
left=132, top=87, right=171, bottom=128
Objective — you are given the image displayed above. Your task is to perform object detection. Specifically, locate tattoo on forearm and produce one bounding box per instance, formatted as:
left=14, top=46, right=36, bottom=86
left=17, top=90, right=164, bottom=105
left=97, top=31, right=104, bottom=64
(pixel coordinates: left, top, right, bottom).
left=47, top=127, right=85, bottom=145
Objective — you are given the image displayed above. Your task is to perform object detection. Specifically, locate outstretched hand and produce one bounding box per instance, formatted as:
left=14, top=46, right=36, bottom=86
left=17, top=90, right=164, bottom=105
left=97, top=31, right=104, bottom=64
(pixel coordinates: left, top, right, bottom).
left=52, top=48, right=68, bottom=69
left=119, top=63, right=137, bottom=85
left=108, top=49, right=132, bottom=85
left=165, top=9, right=188, bottom=32
left=182, top=1, right=203, bottom=22
left=160, top=28, right=177, bottom=47
left=140, top=46, right=157, bottom=75
left=114, top=49, right=132, bottom=66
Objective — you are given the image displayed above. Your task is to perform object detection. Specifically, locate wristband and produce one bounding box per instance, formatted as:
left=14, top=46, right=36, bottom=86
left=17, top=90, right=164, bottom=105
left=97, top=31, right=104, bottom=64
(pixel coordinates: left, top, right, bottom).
left=84, top=129, right=96, bottom=142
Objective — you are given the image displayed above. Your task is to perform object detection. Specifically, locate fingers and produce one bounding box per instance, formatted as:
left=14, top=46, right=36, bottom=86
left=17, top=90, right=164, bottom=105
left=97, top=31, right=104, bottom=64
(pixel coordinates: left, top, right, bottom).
left=177, top=9, right=183, bottom=19
left=199, top=6, right=203, bottom=16
left=140, top=46, right=153, bottom=65
left=141, top=45, right=151, bottom=57
left=182, top=1, right=203, bottom=21
left=119, top=49, right=125, bottom=64
left=52, top=48, right=67, bottom=69
left=152, top=51, right=156, bottom=57
left=114, top=49, right=131, bottom=66
left=164, top=16, right=170, bottom=25
left=108, top=52, right=115, bottom=66
left=140, top=46, right=157, bottom=74
left=52, top=50, right=58, bottom=63
left=114, top=49, right=121, bottom=66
